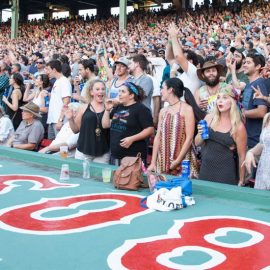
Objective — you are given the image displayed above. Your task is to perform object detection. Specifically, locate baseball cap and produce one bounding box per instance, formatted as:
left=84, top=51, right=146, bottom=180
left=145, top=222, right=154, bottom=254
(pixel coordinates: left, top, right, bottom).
left=184, top=41, right=194, bottom=48
left=218, top=46, right=226, bottom=53
left=114, top=57, right=130, bottom=67
left=158, top=48, right=165, bottom=54
left=33, top=52, right=43, bottom=59
left=230, top=47, right=245, bottom=57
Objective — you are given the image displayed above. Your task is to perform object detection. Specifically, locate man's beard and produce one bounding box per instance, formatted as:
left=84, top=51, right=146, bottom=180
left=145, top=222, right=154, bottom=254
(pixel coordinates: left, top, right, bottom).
left=204, top=75, right=220, bottom=87
left=236, top=60, right=243, bottom=70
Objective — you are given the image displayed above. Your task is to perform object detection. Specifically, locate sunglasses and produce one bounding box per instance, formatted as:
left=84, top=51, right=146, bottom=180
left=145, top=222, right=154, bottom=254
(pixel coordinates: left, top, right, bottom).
left=36, top=62, right=43, bottom=64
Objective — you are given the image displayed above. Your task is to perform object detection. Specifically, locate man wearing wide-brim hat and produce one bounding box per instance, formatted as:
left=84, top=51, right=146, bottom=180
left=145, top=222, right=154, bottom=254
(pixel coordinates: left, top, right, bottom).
left=195, top=61, right=231, bottom=113
left=7, top=102, right=44, bottom=151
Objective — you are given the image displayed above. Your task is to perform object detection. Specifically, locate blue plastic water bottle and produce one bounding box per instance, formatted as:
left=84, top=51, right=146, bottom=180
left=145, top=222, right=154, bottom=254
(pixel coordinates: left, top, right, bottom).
left=199, top=120, right=209, bottom=140
left=181, top=160, right=190, bottom=179
left=44, top=96, right=50, bottom=107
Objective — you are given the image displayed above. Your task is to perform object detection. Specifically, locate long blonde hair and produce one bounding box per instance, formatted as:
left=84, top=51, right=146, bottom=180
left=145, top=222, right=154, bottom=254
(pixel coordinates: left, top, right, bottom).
left=85, top=79, right=106, bottom=104
left=262, top=112, right=270, bottom=129
left=210, top=96, right=242, bottom=136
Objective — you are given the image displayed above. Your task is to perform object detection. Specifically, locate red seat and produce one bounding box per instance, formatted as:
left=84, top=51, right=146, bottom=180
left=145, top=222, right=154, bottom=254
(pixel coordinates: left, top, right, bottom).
left=39, top=139, right=52, bottom=150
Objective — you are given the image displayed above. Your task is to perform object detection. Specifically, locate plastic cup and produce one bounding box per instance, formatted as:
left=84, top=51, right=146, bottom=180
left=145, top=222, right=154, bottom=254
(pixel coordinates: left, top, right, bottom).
left=60, top=164, right=70, bottom=181
left=60, top=146, right=68, bottom=159
left=102, top=168, right=111, bottom=183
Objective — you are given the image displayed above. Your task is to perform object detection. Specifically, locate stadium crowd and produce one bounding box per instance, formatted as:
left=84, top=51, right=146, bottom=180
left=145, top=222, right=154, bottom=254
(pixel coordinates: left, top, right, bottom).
left=0, top=0, right=270, bottom=189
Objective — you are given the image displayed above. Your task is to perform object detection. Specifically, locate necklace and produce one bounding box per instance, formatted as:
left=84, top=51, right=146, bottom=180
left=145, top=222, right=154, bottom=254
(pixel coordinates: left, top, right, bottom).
left=169, top=100, right=180, bottom=107
left=90, top=103, right=103, bottom=137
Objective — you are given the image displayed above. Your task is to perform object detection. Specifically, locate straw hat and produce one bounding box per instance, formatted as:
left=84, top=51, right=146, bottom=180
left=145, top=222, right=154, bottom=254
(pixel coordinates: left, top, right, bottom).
left=20, top=102, right=42, bottom=118
left=197, top=61, right=224, bottom=82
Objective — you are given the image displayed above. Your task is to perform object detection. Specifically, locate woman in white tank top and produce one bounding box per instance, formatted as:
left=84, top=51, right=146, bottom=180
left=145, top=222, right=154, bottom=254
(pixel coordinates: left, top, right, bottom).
left=23, top=74, right=50, bottom=113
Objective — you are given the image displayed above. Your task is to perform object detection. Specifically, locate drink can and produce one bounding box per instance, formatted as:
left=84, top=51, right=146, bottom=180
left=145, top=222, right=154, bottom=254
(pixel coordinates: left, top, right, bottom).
left=44, top=96, right=49, bottom=107
left=60, top=164, right=70, bottom=181
left=181, top=160, right=190, bottom=178
left=3, top=89, right=9, bottom=98
left=79, top=83, right=84, bottom=92
left=199, top=120, right=209, bottom=140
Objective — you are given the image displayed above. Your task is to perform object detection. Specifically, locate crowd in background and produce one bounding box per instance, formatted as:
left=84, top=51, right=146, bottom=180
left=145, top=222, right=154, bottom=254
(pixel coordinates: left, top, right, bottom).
left=0, top=0, right=270, bottom=189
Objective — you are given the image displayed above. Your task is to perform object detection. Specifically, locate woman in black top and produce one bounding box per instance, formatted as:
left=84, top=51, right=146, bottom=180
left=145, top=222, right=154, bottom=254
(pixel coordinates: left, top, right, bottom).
left=2, top=73, right=25, bottom=130
left=65, top=79, right=110, bottom=163
left=195, top=87, right=247, bottom=185
left=102, top=82, right=154, bottom=165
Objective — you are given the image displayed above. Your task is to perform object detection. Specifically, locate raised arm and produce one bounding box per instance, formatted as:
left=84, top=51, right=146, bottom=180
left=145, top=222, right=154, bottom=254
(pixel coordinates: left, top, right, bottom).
left=167, top=23, right=189, bottom=73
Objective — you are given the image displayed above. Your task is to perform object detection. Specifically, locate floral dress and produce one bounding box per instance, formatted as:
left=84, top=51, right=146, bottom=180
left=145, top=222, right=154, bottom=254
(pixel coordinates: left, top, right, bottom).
left=255, top=127, right=270, bottom=190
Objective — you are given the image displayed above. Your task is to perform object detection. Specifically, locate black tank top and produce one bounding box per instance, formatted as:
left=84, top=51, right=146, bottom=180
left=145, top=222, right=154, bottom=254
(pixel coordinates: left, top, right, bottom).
left=199, top=128, right=238, bottom=185
left=77, top=105, right=110, bottom=156
left=5, top=89, right=23, bottom=130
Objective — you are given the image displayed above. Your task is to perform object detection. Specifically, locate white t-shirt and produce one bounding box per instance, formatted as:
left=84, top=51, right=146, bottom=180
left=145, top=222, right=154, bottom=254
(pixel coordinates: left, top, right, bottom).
left=51, top=122, right=79, bottom=149
left=177, top=62, right=201, bottom=95
left=47, top=76, right=72, bottom=124
left=148, top=57, right=167, bottom=86
left=0, top=116, right=14, bottom=145
left=148, top=74, right=160, bottom=113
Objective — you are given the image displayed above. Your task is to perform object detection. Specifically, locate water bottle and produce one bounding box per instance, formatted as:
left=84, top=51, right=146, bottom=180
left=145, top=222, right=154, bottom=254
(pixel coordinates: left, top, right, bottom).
left=44, top=96, right=50, bottom=107
left=83, top=159, right=90, bottom=179
left=181, top=160, right=190, bottom=179
left=199, top=120, right=209, bottom=140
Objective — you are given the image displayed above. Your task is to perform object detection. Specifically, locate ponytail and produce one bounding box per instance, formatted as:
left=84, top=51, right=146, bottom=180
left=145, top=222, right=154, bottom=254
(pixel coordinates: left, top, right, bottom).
left=184, top=87, right=206, bottom=122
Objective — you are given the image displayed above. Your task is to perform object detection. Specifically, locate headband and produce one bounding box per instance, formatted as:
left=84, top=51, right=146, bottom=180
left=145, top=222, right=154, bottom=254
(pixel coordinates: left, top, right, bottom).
left=219, top=85, right=241, bottom=102
left=123, top=82, right=139, bottom=96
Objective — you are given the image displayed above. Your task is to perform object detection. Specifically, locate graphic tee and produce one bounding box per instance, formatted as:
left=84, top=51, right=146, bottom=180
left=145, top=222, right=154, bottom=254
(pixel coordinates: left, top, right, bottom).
left=110, top=103, right=153, bottom=159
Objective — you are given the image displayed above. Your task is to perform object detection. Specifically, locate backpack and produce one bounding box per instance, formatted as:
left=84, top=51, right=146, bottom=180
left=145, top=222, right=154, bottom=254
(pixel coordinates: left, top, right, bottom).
left=113, top=154, right=145, bottom=191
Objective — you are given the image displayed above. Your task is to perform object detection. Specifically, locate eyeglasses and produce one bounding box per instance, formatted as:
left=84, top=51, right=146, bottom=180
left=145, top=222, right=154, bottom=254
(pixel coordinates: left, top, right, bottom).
left=36, top=62, right=43, bottom=64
